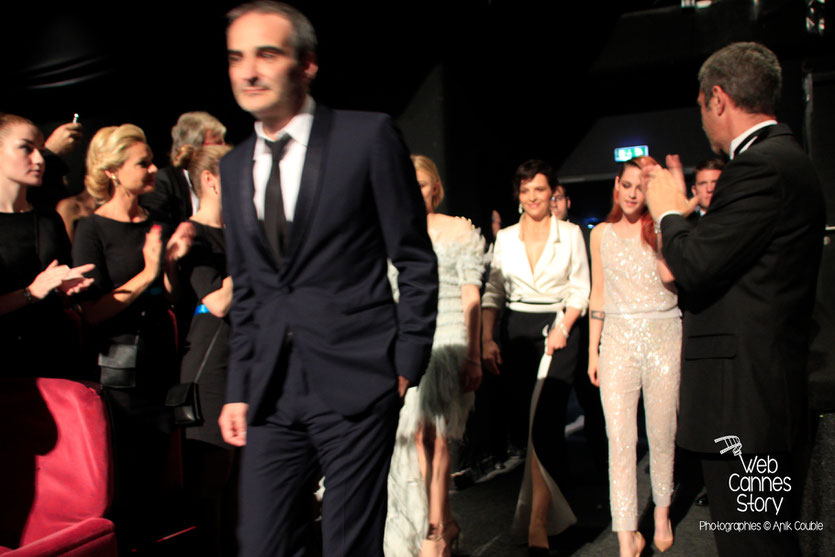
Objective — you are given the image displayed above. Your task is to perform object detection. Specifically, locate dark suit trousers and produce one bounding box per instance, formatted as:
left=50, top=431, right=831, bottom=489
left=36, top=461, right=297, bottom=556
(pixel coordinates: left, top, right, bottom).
left=701, top=451, right=803, bottom=557
left=238, top=340, right=399, bottom=557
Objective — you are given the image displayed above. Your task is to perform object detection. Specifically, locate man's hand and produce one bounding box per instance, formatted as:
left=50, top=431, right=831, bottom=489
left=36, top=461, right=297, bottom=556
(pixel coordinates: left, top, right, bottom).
left=398, top=376, right=410, bottom=398
left=219, top=402, right=249, bottom=446
left=45, top=122, right=83, bottom=156
left=645, top=166, right=689, bottom=222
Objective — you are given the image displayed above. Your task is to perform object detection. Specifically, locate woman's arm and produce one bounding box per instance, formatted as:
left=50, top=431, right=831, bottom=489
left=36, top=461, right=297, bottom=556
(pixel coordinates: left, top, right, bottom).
left=547, top=224, right=591, bottom=354
left=587, top=224, right=605, bottom=387
left=481, top=234, right=505, bottom=376
left=460, top=282, right=482, bottom=391
left=78, top=225, right=163, bottom=326
left=202, top=276, right=234, bottom=318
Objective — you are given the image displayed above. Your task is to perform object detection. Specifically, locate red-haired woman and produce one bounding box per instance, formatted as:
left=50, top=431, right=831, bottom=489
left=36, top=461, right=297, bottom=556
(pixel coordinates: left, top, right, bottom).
left=587, top=156, right=680, bottom=557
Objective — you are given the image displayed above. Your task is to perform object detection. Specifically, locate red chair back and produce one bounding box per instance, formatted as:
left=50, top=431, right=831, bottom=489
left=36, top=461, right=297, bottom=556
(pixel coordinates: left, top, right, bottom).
left=0, top=378, right=112, bottom=547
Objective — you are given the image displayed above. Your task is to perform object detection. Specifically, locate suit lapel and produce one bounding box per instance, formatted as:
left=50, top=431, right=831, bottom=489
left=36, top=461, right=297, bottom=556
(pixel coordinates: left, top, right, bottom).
left=284, top=105, right=332, bottom=266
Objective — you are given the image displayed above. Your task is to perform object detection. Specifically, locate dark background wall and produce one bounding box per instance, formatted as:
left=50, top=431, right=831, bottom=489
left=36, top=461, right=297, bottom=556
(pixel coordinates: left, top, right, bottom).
left=2, top=0, right=833, bottom=238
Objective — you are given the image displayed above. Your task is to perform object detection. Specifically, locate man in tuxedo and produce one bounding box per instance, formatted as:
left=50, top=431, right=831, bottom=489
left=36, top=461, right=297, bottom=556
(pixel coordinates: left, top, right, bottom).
left=216, top=3, right=438, bottom=556
left=646, top=42, right=824, bottom=556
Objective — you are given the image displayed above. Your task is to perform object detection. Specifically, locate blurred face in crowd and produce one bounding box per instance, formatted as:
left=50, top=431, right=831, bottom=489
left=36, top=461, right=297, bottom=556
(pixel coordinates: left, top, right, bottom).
left=110, top=142, right=157, bottom=196
left=550, top=184, right=570, bottom=220
left=615, top=165, right=645, bottom=220
left=416, top=169, right=438, bottom=214
left=202, top=129, right=225, bottom=146
left=227, top=12, right=317, bottom=132
left=692, top=168, right=721, bottom=211
left=519, top=173, right=553, bottom=221
left=0, top=123, right=45, bottom=188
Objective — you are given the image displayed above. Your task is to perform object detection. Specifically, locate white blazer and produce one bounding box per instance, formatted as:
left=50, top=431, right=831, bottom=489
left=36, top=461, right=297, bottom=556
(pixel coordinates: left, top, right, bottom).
left=483, top=214, right=590, bottom=315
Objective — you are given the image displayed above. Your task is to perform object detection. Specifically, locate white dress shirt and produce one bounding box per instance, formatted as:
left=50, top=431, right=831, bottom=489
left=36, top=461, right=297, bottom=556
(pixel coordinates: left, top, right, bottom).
left=251, top=96, right=316, bottom=220
left=483, top=214, right=590, bottom=315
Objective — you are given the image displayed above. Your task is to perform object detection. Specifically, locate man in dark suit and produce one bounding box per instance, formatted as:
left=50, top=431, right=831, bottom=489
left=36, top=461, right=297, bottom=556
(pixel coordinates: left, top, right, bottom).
left=646, top=42, right=824, bottom=556
left=216, top=2, right=438, bottom=556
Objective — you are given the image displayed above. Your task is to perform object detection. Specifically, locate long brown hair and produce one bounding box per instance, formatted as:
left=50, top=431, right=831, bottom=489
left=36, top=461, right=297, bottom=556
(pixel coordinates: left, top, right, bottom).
left=604, top=155, right=657, bottom=251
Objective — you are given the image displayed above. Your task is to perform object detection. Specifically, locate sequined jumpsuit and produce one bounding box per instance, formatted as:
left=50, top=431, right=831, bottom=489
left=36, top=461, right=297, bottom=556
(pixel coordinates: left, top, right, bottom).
left=598, top=223, right=681, bottom=531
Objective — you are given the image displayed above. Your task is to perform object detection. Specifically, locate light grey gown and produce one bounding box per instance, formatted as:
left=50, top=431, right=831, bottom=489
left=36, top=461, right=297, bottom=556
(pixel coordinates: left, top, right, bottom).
left=384, top=222, right=486, bottom=557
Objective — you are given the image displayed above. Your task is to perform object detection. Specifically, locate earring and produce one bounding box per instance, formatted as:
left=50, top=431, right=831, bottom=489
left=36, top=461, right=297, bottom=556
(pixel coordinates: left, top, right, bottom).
left=518, top=202, right=524, bottom=215
left=110, top=174, right=120, bottom=187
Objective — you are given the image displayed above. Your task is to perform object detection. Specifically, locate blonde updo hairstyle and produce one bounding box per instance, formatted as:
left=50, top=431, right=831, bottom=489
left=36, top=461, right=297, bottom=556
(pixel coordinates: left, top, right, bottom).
left=85, top=124, right=148, bottom=202
left=173, top=143, right=233, bottom=197
left=411, top=154, right=444, bottom=209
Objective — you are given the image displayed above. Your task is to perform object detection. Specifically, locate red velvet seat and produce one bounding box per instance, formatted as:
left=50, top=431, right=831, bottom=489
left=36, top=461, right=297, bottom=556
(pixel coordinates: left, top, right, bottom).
left=0, top=378, right=117, bottom=556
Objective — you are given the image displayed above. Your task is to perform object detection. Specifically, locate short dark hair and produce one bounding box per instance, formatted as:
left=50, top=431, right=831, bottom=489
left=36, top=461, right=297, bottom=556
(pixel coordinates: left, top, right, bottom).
left=512, top=159, right=557, bottom=199
left=694, top=158, right=726, bottom=174
left=227, top=1, right=317, bottom=60
left=698, top=42, right=781, bottom=116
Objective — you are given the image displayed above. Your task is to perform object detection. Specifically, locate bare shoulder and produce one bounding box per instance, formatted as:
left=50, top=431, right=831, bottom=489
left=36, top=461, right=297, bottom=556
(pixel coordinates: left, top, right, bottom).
left=590, top=222, right=607, bottom=244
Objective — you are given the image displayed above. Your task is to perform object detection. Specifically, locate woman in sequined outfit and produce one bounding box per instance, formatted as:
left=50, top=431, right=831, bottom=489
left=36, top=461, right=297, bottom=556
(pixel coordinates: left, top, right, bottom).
left=587, top=156, right=681, bottom=557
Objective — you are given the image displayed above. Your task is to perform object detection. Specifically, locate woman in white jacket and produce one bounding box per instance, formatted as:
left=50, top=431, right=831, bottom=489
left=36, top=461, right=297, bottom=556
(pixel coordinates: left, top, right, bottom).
left=482, top=159, right=589, bottom=555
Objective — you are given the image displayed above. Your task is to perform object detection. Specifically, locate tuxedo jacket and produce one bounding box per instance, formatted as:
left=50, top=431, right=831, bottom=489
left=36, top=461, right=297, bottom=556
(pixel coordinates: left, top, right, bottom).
left=220, top=106, right=438, bottom=422
left=140, top=165, right=193, bottom=228
left=661, top=124, right=824, bottom=453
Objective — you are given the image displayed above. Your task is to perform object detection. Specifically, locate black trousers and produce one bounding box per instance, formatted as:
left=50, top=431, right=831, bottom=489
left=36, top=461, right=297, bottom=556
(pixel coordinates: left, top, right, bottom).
left=700, top=451, right=803, bottom=557
left=238, top=342, right=399, bottom=557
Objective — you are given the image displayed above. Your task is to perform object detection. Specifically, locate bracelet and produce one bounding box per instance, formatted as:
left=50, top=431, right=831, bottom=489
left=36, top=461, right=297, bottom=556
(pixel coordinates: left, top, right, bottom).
left=465, top=357, right=481, bottom=366
left=556, top=322, right=569, bottom=338
left=22, top=287, right=36, bottom=304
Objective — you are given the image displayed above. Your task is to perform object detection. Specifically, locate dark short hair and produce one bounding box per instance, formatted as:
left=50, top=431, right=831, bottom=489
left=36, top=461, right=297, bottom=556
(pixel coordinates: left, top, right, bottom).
left=227, top=1, right=317, bottom=60
left=698, top=42, right=781, bottom=116
left=694, top=157, right=726, bottom=174
left=512, top=159, right=557, bottom=198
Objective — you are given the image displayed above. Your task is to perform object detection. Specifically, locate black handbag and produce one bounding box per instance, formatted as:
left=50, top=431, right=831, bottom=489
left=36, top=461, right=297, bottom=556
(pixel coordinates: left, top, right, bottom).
left=98, top=335, right=141, bottom=389
left=165, top=322, right=222, bottom=427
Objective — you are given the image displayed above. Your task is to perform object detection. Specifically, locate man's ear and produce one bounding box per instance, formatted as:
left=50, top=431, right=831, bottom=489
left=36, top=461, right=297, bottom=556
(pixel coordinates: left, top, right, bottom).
left=712, top=85, right=728, bottom=116
left=301, top=51, right=319, bottom=83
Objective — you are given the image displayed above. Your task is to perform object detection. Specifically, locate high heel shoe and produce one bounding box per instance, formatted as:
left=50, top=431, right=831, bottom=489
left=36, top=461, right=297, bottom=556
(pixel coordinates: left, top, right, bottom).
left=631, top=531, right=646, bottom=557
left=653, top=520, right=674, bottom=552
left=440, top=519, right=460, bottom=554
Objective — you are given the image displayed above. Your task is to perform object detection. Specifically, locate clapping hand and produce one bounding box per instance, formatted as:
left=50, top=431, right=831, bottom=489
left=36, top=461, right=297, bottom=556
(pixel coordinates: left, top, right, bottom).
left=28, top=260, right=95, bottom=299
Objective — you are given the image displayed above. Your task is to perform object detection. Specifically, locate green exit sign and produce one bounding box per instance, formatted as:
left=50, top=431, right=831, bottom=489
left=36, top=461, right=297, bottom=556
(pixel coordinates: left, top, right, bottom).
left=614, top=145, right=649, bottom=162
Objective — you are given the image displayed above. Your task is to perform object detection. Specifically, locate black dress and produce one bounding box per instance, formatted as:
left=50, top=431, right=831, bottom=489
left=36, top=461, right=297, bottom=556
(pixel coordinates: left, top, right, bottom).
left=0, top=209, right=83, bottom=378
left=72, top=213, right=178, bottom=547
left=179, top=221, right=231, bottom=447
left=179, top=221, right=238, bottom=557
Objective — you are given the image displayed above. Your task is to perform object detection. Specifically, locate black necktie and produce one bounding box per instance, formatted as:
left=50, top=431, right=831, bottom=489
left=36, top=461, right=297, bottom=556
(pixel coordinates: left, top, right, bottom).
left=263, top=134, right=292, bottom=262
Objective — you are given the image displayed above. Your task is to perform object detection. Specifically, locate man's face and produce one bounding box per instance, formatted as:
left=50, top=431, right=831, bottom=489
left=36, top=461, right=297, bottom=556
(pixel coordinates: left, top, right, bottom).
left=691, top=168, right=721, bottom=211
left=550, top=185, right=570, bottom=220
left=698, top=90, right=723, bottom=155
left=227, top=12, right=315, bottom=123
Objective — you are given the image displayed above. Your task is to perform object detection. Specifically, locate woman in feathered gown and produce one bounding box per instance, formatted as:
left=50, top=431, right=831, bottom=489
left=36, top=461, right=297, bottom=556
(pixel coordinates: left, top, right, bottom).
left=385, top=155, right=486, bottom=557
